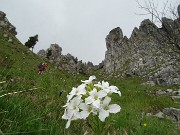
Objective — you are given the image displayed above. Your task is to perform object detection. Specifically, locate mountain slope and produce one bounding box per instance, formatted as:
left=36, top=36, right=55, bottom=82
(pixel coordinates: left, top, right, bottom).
left=0, top=24, right=88, bottom=134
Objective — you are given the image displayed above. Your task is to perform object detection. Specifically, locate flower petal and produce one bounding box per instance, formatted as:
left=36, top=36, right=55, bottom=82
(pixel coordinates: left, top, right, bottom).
left=79, top=103, right=88, bottom=111
left=89, top=88, right=97, bottom=96
left=80, top=110, right=90, bottom=119
left=98, top=90, right=107, bottom=98
left=67, top=94, right=74, bottom=102
left=116, top=91, right=121, bottom=96
left=94, top=82, right=102, bottom=88
left=102, top=81, right=109, bottom=89
left=85, top=96, right=94, bottom=105
left=108, top=104, right=121, bottom=113
left=92, top=99, right=100, bottom=108
left=81, top=75, right=96, bottom=84
left=110, top=86, right=121, bottom=96
left=99, top=109, right=109, bottom=122
left=103, top=96, right=111, bottom=106
left=66, top=119, right=71, bottom=128
left=77, top=84, right=86, bottom=94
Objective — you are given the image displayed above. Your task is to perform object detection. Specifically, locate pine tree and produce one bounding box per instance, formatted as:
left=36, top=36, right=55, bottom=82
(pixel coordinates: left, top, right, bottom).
left=25, top=34, right=38, bottom=52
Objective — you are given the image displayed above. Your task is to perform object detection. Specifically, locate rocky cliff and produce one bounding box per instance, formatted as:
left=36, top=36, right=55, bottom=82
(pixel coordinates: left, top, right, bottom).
left=103, top=6, right=180, bottom=85
left=37, top=44, right=96, bottom=74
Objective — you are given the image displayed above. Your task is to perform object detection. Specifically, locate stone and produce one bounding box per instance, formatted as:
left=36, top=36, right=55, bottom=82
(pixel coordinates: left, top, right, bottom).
left=37, top=49, right=46, bottom=57
left=173, top=90, right=180, bottom=96
left=0, top=11, right=6, bottom=19
left=130, top=27, right=139, bottom=39
left=143, top=81, right=155, bottom=86
left=106, top=27, right=123, bottom=46
left=0, top=21, right=6, bottom=26
left=156, top=90, right=166, bottom=95
left=146, top=113, right=152, bottom=116
left=171, top=96, right=180, bottom=100
left=162, top=108, right=180, bottom=125
left=162, top=17, right=174, bottom=34
left=139, top=19, right=158, bottom=35
left=166, top=89, right=173, bottom=93
left=154, top=111, right=164, bottom=119
left=8, top=38, right=13, bottom=43
left=3, top=33, right=8, bottom=38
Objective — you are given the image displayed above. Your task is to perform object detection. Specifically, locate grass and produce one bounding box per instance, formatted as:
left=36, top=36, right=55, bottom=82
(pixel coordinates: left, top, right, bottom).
left=0, top=29, right=180, bottom=134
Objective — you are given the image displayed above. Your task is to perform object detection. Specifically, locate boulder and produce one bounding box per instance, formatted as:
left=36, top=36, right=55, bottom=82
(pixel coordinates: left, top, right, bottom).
left=139, top=19, right=158, bottom=35
left=162, top=17, right=174, bottom=34
left=162, top=108, right=180, bottom=125
left=37, top=49, right=46, bottom=58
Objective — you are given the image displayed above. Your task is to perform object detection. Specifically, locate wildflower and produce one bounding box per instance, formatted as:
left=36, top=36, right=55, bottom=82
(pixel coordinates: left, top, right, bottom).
left=99, top=96, right=121, bottom=121
left=67, top=84, right=86, bottom=102
left=79, top=103, right=97, bottom=119
left=85, top=88, right=107, bottom=108
left=62, top=75, right=121, bottom=128
left=62, top=97, right=82, bottom=128
left=143, top=123, right=147, bottom=127
left=109, top=86, right=121, bottom=96
left=95, top=81, right=121, bottom=96
left=81, top=75, right=96, bottom=84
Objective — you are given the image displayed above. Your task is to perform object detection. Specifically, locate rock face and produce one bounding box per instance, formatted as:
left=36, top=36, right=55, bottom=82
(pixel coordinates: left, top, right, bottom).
left=103, top=6, right=180, bottom=85
left=0, top=11, right=17, bottom=35
left=37, top=44, right=94, bottom=74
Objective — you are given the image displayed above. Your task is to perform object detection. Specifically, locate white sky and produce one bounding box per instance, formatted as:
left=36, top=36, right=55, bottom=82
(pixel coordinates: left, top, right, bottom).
left=0, top=0, right=179, bottom=65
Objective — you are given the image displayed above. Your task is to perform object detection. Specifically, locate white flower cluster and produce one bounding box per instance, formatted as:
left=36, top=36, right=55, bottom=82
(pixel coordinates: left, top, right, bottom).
left=62, top=75, right=121, bottom=128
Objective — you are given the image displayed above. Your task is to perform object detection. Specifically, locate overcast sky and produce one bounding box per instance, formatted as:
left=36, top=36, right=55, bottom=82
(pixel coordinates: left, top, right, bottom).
left=0, top=0, right=179, bottom=65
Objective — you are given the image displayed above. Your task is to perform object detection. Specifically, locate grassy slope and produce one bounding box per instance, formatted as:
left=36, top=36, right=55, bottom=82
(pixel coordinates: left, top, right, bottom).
left=0, top=29, right=179, bottom=135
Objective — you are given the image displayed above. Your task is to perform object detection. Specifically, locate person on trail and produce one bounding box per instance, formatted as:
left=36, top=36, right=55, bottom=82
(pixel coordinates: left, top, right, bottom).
left=38, top=63, right=47, bottom=75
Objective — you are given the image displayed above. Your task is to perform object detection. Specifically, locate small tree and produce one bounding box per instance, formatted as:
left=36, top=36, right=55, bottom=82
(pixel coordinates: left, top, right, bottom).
left=25, top=34, right=38, bottom=52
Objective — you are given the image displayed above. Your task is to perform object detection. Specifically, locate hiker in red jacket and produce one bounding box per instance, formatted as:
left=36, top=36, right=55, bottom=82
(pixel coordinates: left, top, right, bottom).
left=38, top=63, right=47, bottom=75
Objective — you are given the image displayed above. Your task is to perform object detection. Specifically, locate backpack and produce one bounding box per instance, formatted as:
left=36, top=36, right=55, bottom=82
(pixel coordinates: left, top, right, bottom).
left=38, top=63, right=42, bottom=68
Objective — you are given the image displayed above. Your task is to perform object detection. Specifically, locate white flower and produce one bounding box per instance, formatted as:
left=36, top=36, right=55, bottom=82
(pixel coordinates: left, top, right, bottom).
left=109, top=86, right=121, bottom=96
left=62, top=108, right=81, bottom=128
left=79, top=103, right=97, bottom=119
left=62, top=75, right=122, bottom=129
left=81, top=75, right=96, bottom=84
left=98, top=96, right=121, bottom=122
left=95, top=81, right=109, bottom=90
left=67, top=84, right=86, bottom=102
left=85, top=88, right=107, bottom=108
left=95, top=81, right=121, bottom=96
left=62, top=97, right=82, bottom=128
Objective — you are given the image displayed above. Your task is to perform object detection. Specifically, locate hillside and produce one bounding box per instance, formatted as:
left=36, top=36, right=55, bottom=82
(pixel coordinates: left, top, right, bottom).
left=0, top=11, right=180, bottom=135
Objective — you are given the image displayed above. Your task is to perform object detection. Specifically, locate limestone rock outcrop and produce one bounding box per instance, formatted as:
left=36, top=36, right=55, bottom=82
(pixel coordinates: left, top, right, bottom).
left=0, top=11, right=17, bottom=35
left=102, top=6, right=180, bottom=85
left=37, top=44, right=94, bottom=74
